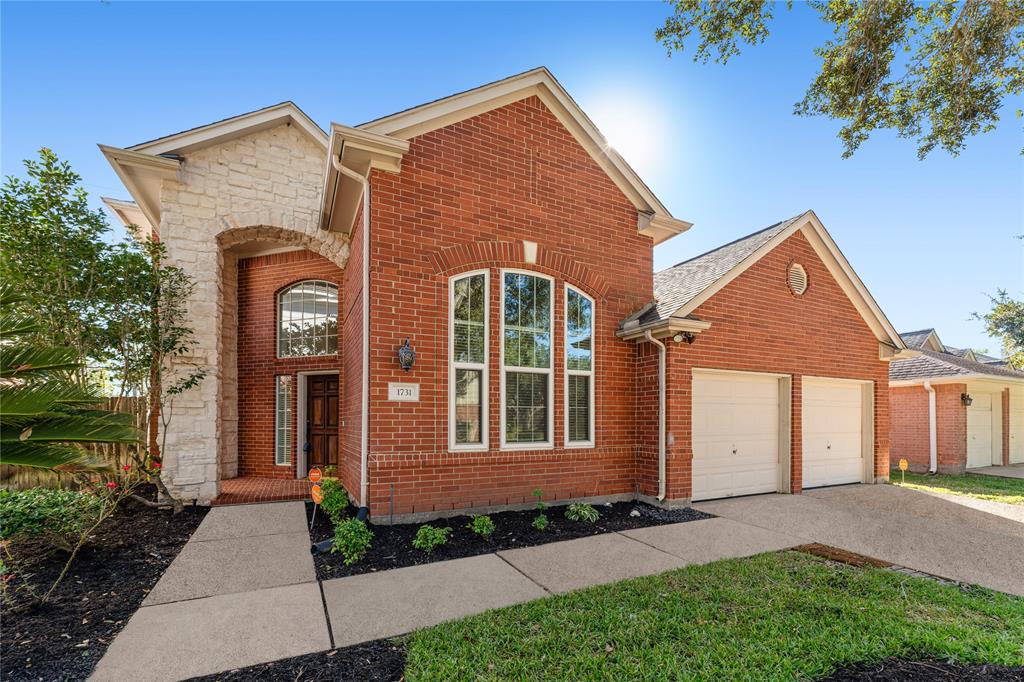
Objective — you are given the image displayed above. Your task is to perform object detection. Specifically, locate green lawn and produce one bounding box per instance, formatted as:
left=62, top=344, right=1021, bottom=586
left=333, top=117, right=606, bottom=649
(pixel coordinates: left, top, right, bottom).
left=404, top=552, right=1024, bottom=681
left=891, top=471, right=1024, bottom=506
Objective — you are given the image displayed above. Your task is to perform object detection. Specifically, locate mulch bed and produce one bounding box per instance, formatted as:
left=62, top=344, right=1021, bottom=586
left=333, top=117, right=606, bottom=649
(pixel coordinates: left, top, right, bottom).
left=308, top=499, right=713, bottom=580
left=794, top=543, right=894, bottom=569
left=186, top=639, right=406, bottom=682
left=821, top=659, right=1024, bottom=681
left=1, top=490, right=209, bottom=681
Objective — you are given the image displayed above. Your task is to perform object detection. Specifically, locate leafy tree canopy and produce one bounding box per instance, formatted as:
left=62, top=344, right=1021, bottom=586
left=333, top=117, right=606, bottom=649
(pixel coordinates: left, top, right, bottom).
left=656, top=0, right=1024, bottom=158
left=976, top=290, right=1024, bottom=367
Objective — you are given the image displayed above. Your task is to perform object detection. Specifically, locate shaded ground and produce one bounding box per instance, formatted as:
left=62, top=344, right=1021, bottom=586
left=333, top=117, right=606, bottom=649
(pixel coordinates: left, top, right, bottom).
left=1, top=493, right=208, bottom=681
left=309, top=500, right=713, bottom=580
left=891, top=471, right=1024, bottom=506
left=403, top=551, right=1024, bottom=679
left=821, top=659, right=1024, bottom=681
left=185, top=639, right=405, bottom=682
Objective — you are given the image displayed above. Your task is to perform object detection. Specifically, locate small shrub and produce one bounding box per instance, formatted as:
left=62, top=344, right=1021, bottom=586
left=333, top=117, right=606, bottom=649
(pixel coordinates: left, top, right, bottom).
left=565, top=503, right=600, bottom=523
left=319, top=478, right=348, bottom=523
left=0, top=488, right=105, bottom=550
left=331, top=518, right=373, bottom=565
left=467, top=514, right=495, bottom=538
left=412, top=525, right=452, bottom=553
left=532, top=513, right=549, bottom=531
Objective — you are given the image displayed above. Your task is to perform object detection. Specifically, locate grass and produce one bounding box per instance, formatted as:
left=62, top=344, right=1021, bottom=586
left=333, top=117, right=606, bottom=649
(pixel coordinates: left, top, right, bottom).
left=404, top=552, right=1024, bottom=681
left=891, top=471, right=1024, bottom=506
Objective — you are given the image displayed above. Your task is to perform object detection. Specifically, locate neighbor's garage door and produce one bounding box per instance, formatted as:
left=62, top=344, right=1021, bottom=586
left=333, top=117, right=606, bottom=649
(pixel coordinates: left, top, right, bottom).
left=692, top=371, right=780, bottom=502
left=1011, top=388, right=1024, bottom=464
left=967, top=392, right=994, bottom=469
left=802, top=378, right=864, bottom=489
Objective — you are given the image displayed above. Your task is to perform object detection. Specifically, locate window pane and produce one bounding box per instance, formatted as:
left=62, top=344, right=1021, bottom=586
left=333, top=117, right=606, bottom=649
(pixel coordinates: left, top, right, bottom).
left=453, top=274, right=485, bottom=364
left=567, top=290, right=592, bottom=371
left=454, top=368, right=483, bottom=444
left=503, top=273, right=550, bottom=368
left=275, top=376, right=293, bottom=465
left=278, top=281, right=339, bottom=357
left=568, top=374, right=591, bottom=442
left=505, top=372, right=548, bottom=443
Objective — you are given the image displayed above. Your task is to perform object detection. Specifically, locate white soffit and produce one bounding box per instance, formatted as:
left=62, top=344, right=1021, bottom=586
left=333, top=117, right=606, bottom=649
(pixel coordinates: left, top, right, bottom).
left=101, top=197, right=154, bottom=240
left=359, top=67, right=692, bottom=245
left=98, top=145, right=180, bottom=235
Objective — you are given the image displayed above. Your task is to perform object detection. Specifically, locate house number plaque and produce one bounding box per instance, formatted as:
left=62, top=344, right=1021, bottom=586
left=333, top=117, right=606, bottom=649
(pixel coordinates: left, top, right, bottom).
left=388, top=382, right=419, bottom=402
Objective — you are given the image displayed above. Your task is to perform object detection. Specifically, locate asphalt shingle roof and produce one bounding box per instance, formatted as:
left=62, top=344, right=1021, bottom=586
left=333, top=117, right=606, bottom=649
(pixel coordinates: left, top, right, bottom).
left=890, top=349, right=1024, bottom=382
left=899, top=329, right=938, bottom=350
left=640, top=214, right=804, bottom=325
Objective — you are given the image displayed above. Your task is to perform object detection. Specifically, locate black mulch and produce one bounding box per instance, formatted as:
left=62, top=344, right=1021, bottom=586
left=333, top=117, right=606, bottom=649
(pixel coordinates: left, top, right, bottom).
left=308, top=500, right=713, bottom=580
left=186, top=638, right=406, bottom=682
left=821, top=659, right=1024, bottom=681
left=1, top=490, right=208, bottom=682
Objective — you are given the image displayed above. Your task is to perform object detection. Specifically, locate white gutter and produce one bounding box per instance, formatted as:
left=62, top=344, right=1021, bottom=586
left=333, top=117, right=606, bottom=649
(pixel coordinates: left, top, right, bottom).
left=924, top=380, right=937, bottom=473
left=333, top=154, right=371, bottom=511
left=644, top=330, right=667, bottom=501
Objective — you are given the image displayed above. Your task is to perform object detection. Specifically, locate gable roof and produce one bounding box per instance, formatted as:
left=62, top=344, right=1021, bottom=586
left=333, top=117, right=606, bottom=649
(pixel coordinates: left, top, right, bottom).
left=623, top=210, right=905, bottom=351
left=890, top=349, right=1024, bottom=383
left=899, top=328, right=945, bottom=352
left=357, top=67, right=691, bottom=244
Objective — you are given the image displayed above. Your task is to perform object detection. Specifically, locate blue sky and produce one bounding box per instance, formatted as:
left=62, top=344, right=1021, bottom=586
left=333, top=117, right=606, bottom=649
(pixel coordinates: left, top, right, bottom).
left=3, top=1, right=1022, bottom=354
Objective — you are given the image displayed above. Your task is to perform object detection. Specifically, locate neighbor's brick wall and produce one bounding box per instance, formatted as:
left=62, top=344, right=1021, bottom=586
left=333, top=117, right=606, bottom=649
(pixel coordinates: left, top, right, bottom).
left=660, top=230, right=891, bottom=499
left=236, top=250, right=344, bottom=478
left=890, top=386, right=931, bottom=471
left=363, top=96, right=652, bottom=517
left=935, top=383, right=968, bottom=473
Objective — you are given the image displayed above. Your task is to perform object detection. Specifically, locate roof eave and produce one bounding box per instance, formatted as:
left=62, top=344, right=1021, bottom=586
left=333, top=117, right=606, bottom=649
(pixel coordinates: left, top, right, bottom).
left=98, top=145, right=180, bottom=236
left=616, top=316, right=712, bottom=342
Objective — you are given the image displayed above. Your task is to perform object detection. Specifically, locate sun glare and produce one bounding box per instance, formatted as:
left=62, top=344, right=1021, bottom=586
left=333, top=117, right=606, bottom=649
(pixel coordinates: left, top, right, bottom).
left=585, top=90, right=667, bottom=175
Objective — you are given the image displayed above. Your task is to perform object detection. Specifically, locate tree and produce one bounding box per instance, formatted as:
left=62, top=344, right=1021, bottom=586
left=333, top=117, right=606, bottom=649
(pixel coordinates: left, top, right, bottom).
left=656, top=0, right=1024, bottom=159
left=0, top=286, right=138, bottom=471
left=976, top=290, right=1024, bottom=367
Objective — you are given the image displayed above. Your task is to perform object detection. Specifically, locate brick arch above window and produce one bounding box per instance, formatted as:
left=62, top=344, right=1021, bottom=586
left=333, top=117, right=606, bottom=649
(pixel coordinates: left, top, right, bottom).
left=429, top=239, right=610, bottom=300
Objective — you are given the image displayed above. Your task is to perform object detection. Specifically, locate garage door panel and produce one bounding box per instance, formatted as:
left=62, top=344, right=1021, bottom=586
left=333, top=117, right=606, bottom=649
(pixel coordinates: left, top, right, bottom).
left=802, top=379, right=864, bottom=489
left=692, top=372, right=780, bottom=502
left=1012, top=389, right=1024, bottom=464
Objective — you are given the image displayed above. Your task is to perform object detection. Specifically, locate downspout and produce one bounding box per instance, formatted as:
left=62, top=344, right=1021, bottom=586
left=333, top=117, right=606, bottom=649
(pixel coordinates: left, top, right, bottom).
left=924, top=380, right=937, bottom=474
left=644, top=331, right=667, bottom=501
left=332, top=153, right=371, bottom=518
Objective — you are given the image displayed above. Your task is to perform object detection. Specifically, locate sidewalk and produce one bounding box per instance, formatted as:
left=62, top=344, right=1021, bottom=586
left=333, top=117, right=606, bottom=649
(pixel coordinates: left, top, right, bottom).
left=90, top=502, right=798, bottom=682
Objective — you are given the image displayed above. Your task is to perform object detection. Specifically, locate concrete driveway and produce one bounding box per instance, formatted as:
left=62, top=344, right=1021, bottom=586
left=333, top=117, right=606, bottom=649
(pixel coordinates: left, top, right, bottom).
left=695, top=484, right=1024, bottom=597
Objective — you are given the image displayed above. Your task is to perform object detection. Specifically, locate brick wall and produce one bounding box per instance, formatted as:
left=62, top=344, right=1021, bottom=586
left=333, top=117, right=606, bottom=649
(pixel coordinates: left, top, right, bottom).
left=890, top=386, right=930, bottom=471
left=363, top=96, right=651, bottom=517
left=661, top=229, right=891, bottom=499
left=236, top=249, right=344, bottom=478
left=340, top=208, right=365, bottom=501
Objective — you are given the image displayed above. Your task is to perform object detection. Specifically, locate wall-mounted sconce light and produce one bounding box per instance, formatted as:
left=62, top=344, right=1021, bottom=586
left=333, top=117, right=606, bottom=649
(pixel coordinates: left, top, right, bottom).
left=672, top=332, right=696, bottom=344
left=961, top=393, right=973, bottom=407
left=398, top=338, right=416, bottom=372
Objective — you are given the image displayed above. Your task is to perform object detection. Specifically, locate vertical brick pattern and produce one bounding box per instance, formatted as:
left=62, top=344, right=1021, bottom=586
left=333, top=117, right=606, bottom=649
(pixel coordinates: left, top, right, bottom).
left=340, top=208, right=365, bottom=501
left=890, top=386, right=931, bottom=471
left=364, top=96, right=652, bottom=517
left=935, top=384, right=968, bottom=472
left=236, top=250, right=344, bottom=478
left=659, top=230, right=890, bottom=499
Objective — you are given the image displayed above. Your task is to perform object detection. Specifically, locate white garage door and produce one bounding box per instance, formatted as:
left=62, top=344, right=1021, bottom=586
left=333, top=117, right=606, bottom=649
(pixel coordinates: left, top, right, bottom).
left=967, top=393, right=993, bottom=469
left=1011, top=389, right=1024, bottom=464
left=802, top=378, right=864, bottom=488
left=692, top=371, right=780, bottom=502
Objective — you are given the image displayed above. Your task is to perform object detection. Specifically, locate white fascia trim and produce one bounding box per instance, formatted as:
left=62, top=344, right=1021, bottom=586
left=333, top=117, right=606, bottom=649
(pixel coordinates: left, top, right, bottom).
left=663, top=210, right=906, bottom=349
left=617, top=317, right=712, bottom=342
left=101, top=196, right=154, bottom=240
left=890, top=375, right=1024, bottom=387
left=130, top=102, right=328, bottom=155
left=98, top=145, right=180, bottom=236
left=359, top=67, right=691, bottom=244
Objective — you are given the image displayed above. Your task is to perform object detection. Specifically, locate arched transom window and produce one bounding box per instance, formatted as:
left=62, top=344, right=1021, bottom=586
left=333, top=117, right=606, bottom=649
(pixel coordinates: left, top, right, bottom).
left=278, top=280, right=339, bottom=357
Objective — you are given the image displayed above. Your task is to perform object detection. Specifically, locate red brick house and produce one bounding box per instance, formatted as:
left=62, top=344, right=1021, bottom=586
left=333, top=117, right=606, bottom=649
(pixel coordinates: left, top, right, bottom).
left=890, top=329, right=1024, bottom=473
left=100, top=68, right=910, bottom=520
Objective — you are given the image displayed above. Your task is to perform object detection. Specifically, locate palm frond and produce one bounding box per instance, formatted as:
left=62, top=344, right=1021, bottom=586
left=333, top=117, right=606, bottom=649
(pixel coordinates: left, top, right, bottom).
left=0, top=312, right=42, bottom=338
left=0, top=441, right=110, bottom=471
left=1, top=414, right=140, bottom=444
left=0, top=285, right=27, bottom=308
left=0, top=345, right=80, bottom=378
left=0, top=383, right=101, bottom=416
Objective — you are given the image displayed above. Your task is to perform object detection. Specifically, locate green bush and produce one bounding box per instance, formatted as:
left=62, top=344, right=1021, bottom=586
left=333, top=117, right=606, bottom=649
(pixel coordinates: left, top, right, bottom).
left=331, top=518, right=373, bottom=565
left=319, top=478, right=348, bottom=523
left=532, top=513, right=549, bottom=531
left=0, top=488, right=104, bottom=550
left=565, top=502, right=600, bottom=523
left=412, top=525, right=452, bottom=553
left=467, top=514, right=495, bottom=538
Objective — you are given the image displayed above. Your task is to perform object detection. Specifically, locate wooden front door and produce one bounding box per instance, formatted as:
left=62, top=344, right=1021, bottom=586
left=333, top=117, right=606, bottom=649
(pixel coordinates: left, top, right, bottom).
left=306, top=374, right=339, bottom=469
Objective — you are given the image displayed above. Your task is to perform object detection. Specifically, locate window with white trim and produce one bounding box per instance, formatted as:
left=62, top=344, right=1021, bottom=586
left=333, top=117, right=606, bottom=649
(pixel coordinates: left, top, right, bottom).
left=502, top=271, right=553, bottom=446
left=274, top=375, right=293, bottom=466
left=450, top=271, right=488, bottom=449
left=278, top=280, right=338, bottom=357
left=565, top=286, right=594, bottom=446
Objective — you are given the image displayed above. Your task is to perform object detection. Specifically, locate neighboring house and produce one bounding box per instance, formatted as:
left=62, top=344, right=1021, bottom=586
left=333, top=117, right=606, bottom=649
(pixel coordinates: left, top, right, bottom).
left=100, top=67, right=909, bottom=520
left=890, top=329, right=1024, bottom=473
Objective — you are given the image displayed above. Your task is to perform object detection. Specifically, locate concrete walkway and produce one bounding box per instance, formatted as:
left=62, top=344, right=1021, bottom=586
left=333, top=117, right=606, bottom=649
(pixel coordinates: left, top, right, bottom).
left=90, top=508, right=796, bottom=681
left=968, top=463, right=1024, bottom=479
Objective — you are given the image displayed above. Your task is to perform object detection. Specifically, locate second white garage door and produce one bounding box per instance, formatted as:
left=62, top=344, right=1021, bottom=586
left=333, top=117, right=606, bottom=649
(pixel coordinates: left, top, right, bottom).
left=802, top=378, right=865, bottom=489
left=967, top=392, right=994, bottom=469
left=692, top=371, right=780, bottom=502
left=1011, top=388, right=1024, bottom=464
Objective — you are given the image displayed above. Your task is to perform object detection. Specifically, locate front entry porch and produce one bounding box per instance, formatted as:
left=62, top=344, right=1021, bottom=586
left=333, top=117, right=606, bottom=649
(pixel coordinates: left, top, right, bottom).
left=212, top=477, right=312, bottom=506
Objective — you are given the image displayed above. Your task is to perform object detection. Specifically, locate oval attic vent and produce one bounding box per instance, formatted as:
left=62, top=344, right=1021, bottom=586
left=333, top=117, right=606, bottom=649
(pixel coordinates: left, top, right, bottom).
left=788, top=263, right=808, bottom=295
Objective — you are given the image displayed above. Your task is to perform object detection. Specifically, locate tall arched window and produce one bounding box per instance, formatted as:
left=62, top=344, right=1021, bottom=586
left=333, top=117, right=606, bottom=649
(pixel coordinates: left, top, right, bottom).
left=277, top=280, right=339, bottom=357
